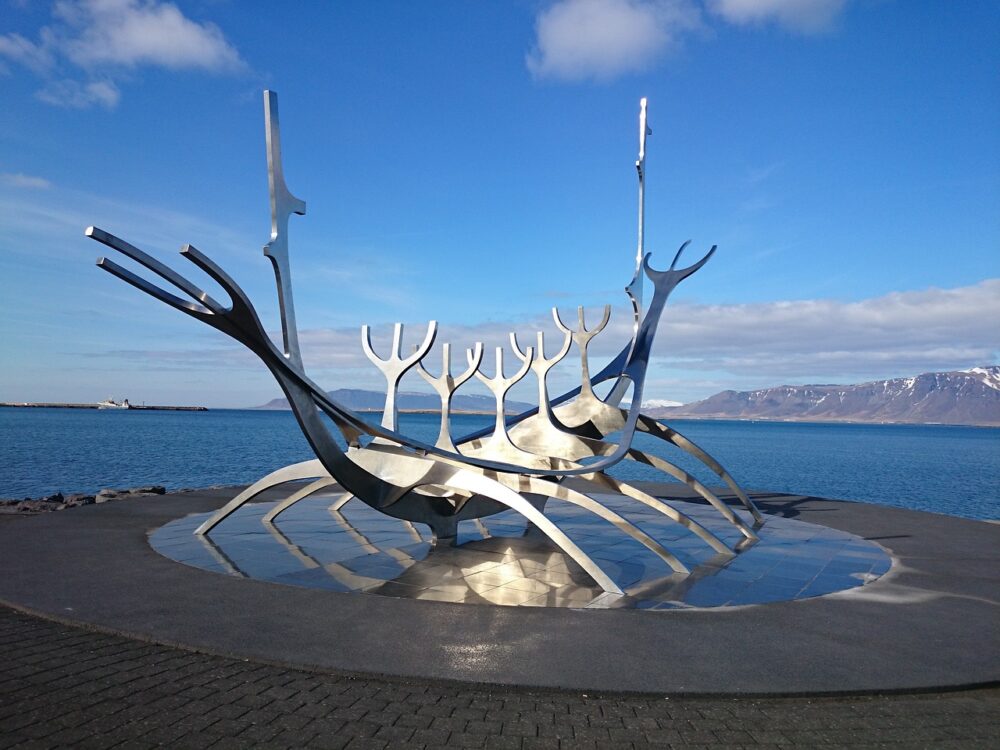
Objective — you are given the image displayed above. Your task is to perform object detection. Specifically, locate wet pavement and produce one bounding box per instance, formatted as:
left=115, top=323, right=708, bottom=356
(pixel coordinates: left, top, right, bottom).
left=151, top=491, right=891, bottom=610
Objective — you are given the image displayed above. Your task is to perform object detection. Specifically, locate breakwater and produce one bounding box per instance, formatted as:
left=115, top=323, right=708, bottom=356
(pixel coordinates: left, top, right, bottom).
left=1, top=402, right=207, bottom=411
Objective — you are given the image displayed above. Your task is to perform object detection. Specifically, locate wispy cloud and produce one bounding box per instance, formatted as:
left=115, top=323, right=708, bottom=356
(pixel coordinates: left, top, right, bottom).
left=35, top=77, right=120, bottom=108
left=526, top=0, right=851, bottom=82
left=526, top=0, right=700, bottom=83
left=0, top=31, right=56, bottom=73
left=0, top=172, right=51, bottom=189
left=654, top=279, right=1000, bottom=382
left=0, top=185, right=258, bottom=263
left=0, top=0, right=245, bottom=108
left=706, top=0, right=848, bottom=34
left=82, top=280, right=1000, bottom=402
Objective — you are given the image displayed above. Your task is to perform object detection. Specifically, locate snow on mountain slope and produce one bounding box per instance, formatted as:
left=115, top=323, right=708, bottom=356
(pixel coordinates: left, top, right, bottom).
left=650, top=366, right=1000, bottom=426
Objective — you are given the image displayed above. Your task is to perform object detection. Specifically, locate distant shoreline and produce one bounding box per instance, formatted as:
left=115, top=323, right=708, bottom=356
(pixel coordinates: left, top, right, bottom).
left=5, top=403, right=996, bottom=427
left=0, top=403, right=208, bottom=412
left=647, top=413, right=1000, bottom=429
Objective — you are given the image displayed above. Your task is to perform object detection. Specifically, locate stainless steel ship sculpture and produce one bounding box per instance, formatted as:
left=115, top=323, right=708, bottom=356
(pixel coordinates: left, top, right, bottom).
left=88, top=92, right=764, bottom=595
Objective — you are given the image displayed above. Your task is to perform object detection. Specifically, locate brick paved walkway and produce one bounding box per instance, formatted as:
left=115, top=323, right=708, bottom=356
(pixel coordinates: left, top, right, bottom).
left=1, top=605, right=997, bottom=749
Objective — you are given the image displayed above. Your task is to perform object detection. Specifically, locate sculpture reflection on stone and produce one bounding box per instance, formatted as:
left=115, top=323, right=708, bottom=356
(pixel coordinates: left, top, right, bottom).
left=87, top=92, right=763, bottom=596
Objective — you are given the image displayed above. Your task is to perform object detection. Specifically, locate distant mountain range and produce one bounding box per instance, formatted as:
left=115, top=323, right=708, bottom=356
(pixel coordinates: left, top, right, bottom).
left=648, top=366, right=1000, bottom=427
left=253, top=388, right=533, bottom=414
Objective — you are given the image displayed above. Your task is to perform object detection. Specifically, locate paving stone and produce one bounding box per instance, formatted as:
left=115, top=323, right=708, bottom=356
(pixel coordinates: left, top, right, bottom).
left=0, top=605, right=997, bottom=749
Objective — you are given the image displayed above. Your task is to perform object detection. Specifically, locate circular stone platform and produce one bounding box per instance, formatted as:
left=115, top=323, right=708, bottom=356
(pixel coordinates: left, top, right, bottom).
left=0, top=483, right=997, bottom=696
left=150, top=491, right=891, bottom=610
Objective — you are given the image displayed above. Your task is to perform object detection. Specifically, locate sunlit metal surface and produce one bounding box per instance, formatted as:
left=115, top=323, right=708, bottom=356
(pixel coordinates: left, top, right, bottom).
left=262, top=91, right=307, bottom=370
left=91, top=92, right=768, bottom=595
left=150, top=489, right=891, bottom=609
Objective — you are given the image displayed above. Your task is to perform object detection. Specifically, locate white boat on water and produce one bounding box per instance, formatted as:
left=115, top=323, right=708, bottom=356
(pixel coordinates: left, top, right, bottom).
left=97, top=398, right=131, bottom=409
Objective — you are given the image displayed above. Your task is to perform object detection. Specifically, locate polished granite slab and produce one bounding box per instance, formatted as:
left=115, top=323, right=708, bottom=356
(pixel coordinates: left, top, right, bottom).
left=150, top=490, right=891, bottom=609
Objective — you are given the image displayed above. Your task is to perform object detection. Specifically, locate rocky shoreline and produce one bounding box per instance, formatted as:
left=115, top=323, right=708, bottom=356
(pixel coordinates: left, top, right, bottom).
left=0, top=485, right=170, bottom=514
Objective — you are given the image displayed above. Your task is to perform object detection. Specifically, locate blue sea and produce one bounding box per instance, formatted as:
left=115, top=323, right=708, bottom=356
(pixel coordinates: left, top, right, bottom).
left=1, top=408, right=997, bottom=520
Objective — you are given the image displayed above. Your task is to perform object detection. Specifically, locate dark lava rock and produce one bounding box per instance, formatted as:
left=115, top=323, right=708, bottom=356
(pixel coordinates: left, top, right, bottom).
left=95, top=489, right=120, bottom=504
left=3, top=484, right=170, bottom=513
left=63, top=494, right=96, bottom=508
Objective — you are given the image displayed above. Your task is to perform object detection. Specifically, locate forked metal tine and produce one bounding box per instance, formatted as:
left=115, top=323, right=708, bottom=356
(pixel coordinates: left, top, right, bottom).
left=552, top=307, right=572, bottom=335
left=669, top=239, right=692, bottom=271
left=676, top=245, right=716, bottom=279
left=86, top=226, right=222, bottom=312
left=364, top=321, right=437, bottom=373
left=408, top=321, right=438, bottom=365
left=554, top=305, right=611, bottom=340
left=96, top=257, right=213, bottom=319
left=361, top=325, right=379, bottom=365
left=509, top=332, right=530, bottom=363
left=460, top=342, right=484, bottom=385
left=585, top=305, right=612, bottom=336
left=467, top=346, right=492, bottom=385
left=414, top=342, right=435, bottom=383
left=391, top=323, right=404, bottom=359
left=544, top=328, right=573, bottom=366
left=516, top=330, right=570, bottom=372
left=419, top=341, right=483, bottom=391
left=646, top=241, right=715, bottom=282
left=179, top=245, right=261, bottom=317
left=470, top=345, right=532, bottom=390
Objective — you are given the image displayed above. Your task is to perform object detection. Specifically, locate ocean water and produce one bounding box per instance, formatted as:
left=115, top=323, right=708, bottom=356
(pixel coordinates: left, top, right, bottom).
left=1, top=407, right=997, bottom=520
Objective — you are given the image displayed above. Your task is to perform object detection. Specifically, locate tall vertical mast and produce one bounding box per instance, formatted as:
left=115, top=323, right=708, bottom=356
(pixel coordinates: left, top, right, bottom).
left=263, top=90, right=307, bottom=370
left=607, top=98, right=651, bottom=408
left=630, top=97, right=651, bottom=313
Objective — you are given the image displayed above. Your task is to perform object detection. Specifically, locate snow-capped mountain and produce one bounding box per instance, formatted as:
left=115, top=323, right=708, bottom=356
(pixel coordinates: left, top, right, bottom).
left=649, top=366, right=1000, bottom=426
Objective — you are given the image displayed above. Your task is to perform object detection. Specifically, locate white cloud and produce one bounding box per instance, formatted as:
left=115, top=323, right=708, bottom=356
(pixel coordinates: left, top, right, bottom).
left=0, top=172, right=52, bottom=189
left=0, top=0, right=245, bottom=108
left=526, top=0, right=699, bottom=82
left=650, top=280, right=1000, bottom=386
left=525, top=0, right=851, bottom=82
left=88, top=279, right=1000, bottom=403
left=706, top=0, right=847, bottom=33
left=35, top=77, right=120, bottom=108
left=53, top=0, right=244, bottom=71
left=0, top=32, right=56, bottom=73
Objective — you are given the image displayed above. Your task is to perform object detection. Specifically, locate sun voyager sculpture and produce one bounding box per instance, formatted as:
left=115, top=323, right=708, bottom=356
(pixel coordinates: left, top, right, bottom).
left=87, top=92, right=765, bottom=596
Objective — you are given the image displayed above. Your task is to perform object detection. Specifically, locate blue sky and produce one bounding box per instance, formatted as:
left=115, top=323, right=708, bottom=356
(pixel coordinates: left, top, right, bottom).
left=1, top=0, right=997, bottom=408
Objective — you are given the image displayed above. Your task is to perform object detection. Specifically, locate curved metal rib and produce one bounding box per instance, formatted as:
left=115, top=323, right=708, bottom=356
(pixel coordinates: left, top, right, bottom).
left=495, top=474, right=688, bottom=574
left=576, top=472, right=732, bottom=556
left=263, top=476, right=339, bottom=524
left=329, top=492, right=354, bottom=512
left=637, top=415, right=764, bottom=524
left=520, top=424, right=757, bottom=544
left=412, top=465, right=623, bottom=595
left=195, top=459, right=325, bottom=535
